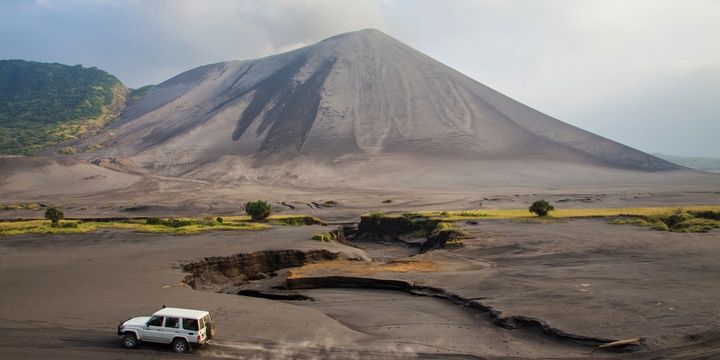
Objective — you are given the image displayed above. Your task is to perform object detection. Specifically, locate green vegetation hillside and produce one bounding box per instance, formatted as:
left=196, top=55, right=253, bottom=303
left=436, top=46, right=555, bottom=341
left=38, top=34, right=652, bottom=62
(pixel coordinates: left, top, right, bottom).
left=0, top=59, right=129, bottom=155
left=127, top=85, right=154, bottom=104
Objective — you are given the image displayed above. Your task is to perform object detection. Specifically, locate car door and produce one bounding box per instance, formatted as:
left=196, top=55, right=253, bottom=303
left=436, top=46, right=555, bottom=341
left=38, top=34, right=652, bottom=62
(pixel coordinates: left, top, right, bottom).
left=143, top=315, right=164, bottom=342
left=162, top=317, right=181, bottom=343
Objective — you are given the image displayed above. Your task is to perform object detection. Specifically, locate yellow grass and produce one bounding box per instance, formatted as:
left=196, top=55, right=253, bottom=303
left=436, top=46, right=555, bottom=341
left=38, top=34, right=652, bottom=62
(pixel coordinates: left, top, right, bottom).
left=386, top=205, right=720, bottom=220
left=0, top=219, right=268, bottom=236
left=0, top=214, right=322, bottom=236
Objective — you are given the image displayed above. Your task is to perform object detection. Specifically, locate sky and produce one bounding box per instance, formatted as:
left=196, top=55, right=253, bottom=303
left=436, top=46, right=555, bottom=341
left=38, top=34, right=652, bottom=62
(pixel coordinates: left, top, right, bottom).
left=1, top=0, right=718, bottom=157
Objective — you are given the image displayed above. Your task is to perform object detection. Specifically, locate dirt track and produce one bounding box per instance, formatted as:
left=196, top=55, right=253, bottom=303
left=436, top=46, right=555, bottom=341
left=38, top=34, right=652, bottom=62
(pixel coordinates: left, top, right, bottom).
left=1, top=216, right=719, bottom=359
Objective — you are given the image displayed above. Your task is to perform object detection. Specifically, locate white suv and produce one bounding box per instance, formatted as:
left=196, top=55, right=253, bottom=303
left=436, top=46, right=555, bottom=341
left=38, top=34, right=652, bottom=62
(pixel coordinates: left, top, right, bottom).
left=117, top=307, right=216, bottom=353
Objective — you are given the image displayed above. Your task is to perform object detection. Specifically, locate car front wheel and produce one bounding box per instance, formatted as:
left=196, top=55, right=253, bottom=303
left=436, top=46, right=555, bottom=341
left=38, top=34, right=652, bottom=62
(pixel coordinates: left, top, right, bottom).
left=122, top=333, right=138, bottom=349
left=171, top=338, right=189, bottom=353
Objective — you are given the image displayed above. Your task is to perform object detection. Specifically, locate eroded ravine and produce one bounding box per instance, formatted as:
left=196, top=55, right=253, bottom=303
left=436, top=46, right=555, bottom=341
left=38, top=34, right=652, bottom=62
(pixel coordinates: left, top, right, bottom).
left=296, top=288, right=589, bottom=358
left=180, top=245, right=645, bottom=358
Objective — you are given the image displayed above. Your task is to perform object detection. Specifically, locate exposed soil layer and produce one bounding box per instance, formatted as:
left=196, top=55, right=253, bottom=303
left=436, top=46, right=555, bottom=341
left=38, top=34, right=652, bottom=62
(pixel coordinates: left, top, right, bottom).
left=355, top=214, right=463, bottom=251
left=356, top=215, right=439, bottom=239
left=182, top=249, right=340, bottom=289
left=236, top=289, right=312, bottom=301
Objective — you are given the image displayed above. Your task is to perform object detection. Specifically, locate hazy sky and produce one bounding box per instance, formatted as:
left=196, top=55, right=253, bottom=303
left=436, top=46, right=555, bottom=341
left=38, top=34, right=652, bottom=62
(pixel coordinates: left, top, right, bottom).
left=1, top=0, right=718, bottom=157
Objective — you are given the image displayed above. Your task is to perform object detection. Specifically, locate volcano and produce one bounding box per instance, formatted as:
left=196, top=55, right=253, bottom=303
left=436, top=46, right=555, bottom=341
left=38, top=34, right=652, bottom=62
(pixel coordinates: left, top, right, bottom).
left=73, top=29, right=678, bottom=186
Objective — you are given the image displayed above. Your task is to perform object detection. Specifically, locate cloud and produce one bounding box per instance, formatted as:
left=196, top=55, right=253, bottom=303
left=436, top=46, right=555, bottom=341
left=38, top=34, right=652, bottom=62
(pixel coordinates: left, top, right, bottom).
left=232, top=0, right=389, bottom=55
left=0, top=0, right=718, bottom=156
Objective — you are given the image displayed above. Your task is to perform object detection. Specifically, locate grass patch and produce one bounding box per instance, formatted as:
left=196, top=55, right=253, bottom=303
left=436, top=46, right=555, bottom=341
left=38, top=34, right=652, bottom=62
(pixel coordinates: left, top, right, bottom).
left=369, top=205, right=720, bottom=234
left=394, top=205, right=720, bottom=221
left=210, top=214, right=324, bottom=225
left=431, top=221, right=468, bottom=238
left=0, top=203, right=42, bottom=211
left=311, top=232, right=338, bottom=242
left=0, top=218, right=268, bottom=236
left=268, top=215, right=324, bottom=226
left=445, top=239, right=465, bottom=249
left=0, top=213, right=324, bottom=236
left=433, top=222, right=455, bottom=232
left=367, top=211, right=385, bottom=219
left=425, top=221, right=468, bottom=250
left=609, top=209, right=720, bottom=233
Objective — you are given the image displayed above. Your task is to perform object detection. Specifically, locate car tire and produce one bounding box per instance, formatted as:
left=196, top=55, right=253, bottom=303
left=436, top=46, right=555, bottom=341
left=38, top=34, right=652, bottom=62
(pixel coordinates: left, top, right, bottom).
left=171, top=338, right=189, bottom=353
left=122, top=333, right=138, bottom=349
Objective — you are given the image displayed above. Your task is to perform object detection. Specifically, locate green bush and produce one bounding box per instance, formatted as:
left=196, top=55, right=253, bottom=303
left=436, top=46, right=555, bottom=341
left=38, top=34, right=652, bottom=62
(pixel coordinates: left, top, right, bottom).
left=61, top=222, right=78, bottom=228
left=529, top=200, right=554, bottom=217
left=672, top=218, right=717, bottom=233
left=270, top=216, right=323, bottom=226
left=662, top=213, right=689, bottom=228
left=57, top=146, right=76, bottom=155
left=433, top=222, right=454, bottom=232
left=312, top=232, right=337, bottom=242
left=688, top=210, right=720, bottom=220
left=197, top=216, right=218, bottom=226
left=245, top=200, right=271, bottom=221
left=382, top=199, right=393, bottom=203
left=44, top=207, right=64, bottom=224
left=216, top=216, right=223, bottom=224
left=163, top=218, right=192, bottom=228
left=312, top=233, right=327, bottom=241
left=368, top=211, right=384, bottom=219
left=402, top=212, right=423, bottom=219
left=610, top=211, right=719, bottom=233
left=145, top=217, right=162, bottom=225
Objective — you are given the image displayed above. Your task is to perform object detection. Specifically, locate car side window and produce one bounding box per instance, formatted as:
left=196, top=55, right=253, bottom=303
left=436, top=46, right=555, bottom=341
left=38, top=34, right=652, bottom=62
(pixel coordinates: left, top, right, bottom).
left=147, top=316, right=163, bottom=327
left=182, top=318, right=198, bottom=331
left=164, top=317, right=179, bottom=328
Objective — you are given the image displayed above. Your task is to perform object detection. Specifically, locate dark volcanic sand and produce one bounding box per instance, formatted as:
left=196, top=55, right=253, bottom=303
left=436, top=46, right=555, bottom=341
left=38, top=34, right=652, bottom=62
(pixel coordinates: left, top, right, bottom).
left=0, top=219, right=719, bottom=359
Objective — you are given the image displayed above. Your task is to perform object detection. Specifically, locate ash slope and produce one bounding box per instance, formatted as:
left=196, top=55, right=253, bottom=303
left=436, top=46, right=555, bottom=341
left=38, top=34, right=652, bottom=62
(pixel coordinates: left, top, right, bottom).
left=79, top=29, right=677, bottom=176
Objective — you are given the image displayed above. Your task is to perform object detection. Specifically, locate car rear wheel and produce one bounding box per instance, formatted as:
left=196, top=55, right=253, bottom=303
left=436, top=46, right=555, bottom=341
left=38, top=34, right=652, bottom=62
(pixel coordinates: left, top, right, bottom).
left=172, top=338, right=189, bottom=353
left=122, top=333, right=138, bottom=349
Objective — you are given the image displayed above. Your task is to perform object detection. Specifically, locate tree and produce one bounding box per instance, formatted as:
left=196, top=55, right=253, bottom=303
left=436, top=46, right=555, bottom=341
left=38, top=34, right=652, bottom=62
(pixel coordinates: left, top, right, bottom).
left=245, top=200, right=271, bottom=221
left=45, top=207, right=64, bottom=224
left=529, top=200, right=554, bottom=217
